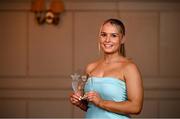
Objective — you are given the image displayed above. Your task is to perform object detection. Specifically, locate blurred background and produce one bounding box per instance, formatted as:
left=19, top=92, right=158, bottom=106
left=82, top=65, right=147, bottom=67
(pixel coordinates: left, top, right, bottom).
left=0, top=0, right=180, bottom=118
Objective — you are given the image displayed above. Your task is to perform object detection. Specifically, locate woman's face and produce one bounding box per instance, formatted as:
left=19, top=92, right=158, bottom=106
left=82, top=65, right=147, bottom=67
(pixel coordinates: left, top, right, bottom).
left=99, top=22, right=123, bottom=54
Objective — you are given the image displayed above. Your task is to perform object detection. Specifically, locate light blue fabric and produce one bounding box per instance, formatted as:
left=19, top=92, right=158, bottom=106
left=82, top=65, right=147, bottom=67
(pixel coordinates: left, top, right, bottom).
left=84, top=76, right=129, bottom=119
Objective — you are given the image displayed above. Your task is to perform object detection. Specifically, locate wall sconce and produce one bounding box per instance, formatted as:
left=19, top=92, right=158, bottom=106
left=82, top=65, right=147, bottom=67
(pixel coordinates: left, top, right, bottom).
left=31, top=0, right=64, bottom=25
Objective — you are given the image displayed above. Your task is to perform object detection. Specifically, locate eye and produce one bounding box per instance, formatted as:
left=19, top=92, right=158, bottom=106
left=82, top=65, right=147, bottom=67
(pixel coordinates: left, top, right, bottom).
left=100, top=33, right=107, bottom=37
left=111, top=34, right=118, bottom=38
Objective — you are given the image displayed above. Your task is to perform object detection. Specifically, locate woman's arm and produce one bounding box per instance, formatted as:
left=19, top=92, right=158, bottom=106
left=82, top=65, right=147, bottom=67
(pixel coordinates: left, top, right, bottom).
left=88, top=63, right=144, bottom=115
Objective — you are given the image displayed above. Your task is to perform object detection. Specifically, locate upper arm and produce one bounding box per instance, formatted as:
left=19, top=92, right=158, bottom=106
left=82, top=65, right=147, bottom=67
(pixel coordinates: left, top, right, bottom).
left=124, top=63, right=143, bottom=107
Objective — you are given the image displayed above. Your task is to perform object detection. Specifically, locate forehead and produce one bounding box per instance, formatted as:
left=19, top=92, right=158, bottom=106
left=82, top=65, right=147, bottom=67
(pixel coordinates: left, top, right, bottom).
left=101, top=22, right=119, bottom=33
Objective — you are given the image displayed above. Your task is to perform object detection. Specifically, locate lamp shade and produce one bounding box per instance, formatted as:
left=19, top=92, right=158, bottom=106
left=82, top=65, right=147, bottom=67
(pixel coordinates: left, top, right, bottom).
left=31, top=0, right=45, bottom=12
left=49, top=0, right=64, bottom=13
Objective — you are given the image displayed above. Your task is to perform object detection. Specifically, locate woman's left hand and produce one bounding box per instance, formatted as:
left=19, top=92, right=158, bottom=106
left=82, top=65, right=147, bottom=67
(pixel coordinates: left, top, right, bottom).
left=86, top=91, right=103, bottom=107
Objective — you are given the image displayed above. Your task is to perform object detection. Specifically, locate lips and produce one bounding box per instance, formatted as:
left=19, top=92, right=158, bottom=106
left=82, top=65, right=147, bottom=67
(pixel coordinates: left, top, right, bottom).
left=104, top=44, right=113, bottom=48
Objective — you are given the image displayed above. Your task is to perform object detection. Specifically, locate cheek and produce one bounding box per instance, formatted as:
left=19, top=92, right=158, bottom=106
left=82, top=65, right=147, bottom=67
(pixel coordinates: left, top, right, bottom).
left=99, top=39, right=104, bottom=45
left=112, top=39, right=121, bottom=46
left=99, top=38, right=105, bottom=42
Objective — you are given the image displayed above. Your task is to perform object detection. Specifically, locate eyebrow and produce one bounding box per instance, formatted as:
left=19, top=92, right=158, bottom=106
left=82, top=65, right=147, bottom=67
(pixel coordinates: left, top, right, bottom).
left=100, top=32, right=120, bottom=35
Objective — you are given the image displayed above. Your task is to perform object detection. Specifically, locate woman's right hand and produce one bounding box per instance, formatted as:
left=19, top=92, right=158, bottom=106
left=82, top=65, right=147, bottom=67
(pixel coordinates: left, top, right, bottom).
left=69, top=91, right=82, bottom=107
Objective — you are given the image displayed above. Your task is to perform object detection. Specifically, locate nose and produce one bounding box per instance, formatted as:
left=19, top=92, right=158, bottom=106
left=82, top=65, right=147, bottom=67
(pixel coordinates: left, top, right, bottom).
left=105, top=35, right=110, bottom=42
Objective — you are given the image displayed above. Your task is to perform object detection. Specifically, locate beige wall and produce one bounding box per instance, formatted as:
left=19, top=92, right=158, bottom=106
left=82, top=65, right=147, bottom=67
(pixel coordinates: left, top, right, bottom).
left=0, top=0, right=180, bottom=118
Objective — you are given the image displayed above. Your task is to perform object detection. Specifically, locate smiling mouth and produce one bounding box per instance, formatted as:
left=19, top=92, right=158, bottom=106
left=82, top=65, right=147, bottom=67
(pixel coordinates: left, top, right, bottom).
left=104, top=44, right=113, bottom=48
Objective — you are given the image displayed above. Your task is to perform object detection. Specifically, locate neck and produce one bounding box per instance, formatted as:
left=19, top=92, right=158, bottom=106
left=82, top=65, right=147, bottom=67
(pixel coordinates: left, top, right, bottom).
left=103, top=52, right=122, bottom=64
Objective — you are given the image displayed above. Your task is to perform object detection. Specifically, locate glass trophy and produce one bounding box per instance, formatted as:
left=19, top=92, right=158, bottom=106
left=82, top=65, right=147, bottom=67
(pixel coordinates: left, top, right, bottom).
left=71, top=73, right=87, bottom=100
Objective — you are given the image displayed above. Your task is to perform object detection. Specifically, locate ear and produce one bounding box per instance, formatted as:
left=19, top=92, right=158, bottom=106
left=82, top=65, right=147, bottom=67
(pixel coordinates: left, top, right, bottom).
left=121, top=36, right=126, bottom=44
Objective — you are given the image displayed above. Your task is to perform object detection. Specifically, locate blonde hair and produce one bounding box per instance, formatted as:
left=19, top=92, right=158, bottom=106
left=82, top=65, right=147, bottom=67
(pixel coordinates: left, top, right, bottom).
left=99, top=18, right=126, bottom=57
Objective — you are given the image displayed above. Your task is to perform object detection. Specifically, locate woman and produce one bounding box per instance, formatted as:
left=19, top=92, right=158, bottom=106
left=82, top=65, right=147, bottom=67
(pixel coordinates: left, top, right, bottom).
left=70, top=18, right=144, bottom=119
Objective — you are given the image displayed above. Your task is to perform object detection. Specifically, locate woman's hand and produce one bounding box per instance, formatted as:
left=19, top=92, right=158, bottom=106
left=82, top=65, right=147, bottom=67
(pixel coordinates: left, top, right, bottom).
left=70, top=91, right=88, bottom=111
left=69, top=91, right=82, bottom=107
left=86, top=91, right=103, bottom=107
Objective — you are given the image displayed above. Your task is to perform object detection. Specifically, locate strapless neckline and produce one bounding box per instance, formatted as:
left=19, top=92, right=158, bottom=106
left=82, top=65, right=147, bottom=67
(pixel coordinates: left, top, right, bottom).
left=88, top=76, right=126, bottom=84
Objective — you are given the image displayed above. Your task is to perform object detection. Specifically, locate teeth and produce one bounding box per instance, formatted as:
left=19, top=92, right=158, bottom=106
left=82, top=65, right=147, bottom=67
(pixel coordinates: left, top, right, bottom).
left=104, top=44, right=113, bottom=48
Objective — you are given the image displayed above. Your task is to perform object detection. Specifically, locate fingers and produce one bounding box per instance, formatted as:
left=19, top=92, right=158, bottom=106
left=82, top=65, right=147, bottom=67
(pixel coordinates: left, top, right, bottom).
left=86, top=91, right=98, bottom=101
left=85, top=91, right=102, bottom=106
left=80, top=93, right=88, bottom=100
left=69, top=92, right=82, bottom=106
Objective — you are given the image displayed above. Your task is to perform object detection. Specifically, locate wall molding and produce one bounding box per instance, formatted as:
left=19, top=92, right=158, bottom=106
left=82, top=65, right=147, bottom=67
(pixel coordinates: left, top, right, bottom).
left=0, top=78, right=179, bottom=89
left=0, top=1, right=180, bottom=11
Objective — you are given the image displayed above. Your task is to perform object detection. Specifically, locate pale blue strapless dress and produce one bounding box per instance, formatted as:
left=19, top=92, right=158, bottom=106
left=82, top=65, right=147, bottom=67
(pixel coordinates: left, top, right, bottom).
left=84, top=76, right=129, bottom=119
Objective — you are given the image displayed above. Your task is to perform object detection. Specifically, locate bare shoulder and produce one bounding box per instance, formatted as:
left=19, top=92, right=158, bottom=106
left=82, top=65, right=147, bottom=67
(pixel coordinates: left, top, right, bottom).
left=124, top=58, right=140, bottom=75
left=121, top=57, right=138, bottom=70
left=125, top=61, right=139, bottom=71
left=85, top=59, right=101, bottom=75
left=122, top=58, right=142, bottom=81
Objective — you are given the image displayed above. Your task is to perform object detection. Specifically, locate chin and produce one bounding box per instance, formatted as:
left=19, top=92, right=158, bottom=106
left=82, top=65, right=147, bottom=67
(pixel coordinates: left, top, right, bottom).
left=103, top=50, right=115, bottom=54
